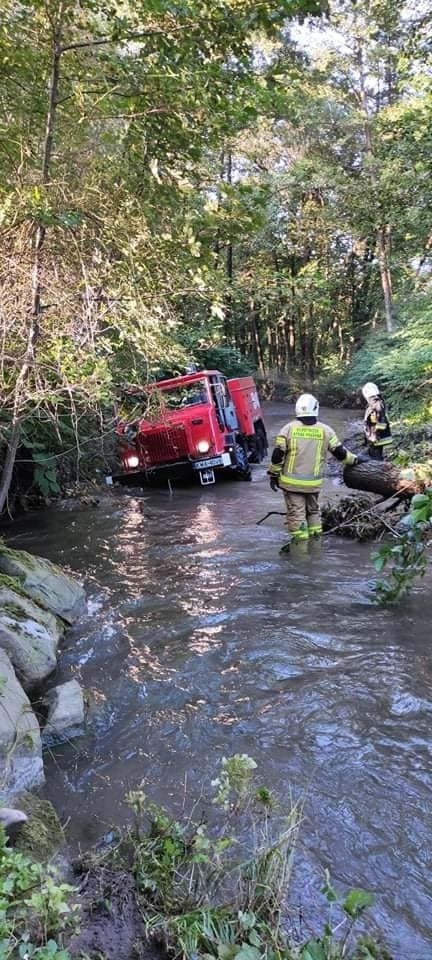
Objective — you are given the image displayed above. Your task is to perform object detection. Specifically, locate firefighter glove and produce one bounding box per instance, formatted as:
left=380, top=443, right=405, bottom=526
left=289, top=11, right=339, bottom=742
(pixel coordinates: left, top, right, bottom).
left=269, top=476, right=280, bottom=492
left=355, top=453, right=369, bottom=464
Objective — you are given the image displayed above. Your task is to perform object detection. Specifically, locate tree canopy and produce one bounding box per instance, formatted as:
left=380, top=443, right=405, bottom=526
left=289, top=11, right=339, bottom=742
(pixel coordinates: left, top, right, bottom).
left=1, top=0, right=432, bottom=503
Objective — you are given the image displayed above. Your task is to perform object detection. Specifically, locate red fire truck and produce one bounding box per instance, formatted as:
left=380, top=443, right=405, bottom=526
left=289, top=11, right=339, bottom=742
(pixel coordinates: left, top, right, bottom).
left=109, top=370, right=268, bottom=486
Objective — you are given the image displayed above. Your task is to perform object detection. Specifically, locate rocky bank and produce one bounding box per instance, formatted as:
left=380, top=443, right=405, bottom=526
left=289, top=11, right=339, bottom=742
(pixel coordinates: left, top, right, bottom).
left=0, top=543, right=85, bottom=798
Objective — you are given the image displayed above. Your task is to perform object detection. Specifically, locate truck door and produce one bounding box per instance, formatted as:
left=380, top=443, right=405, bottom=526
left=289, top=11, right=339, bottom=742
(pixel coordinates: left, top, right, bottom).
left=210, top=376, right=238, bottom=431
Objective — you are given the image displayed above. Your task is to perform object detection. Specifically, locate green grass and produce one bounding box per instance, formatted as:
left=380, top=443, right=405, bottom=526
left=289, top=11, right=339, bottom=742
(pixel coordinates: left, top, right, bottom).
left=0, top=758, right=393, bottom=959
left=346, top=295, right=432, bottom=422
left=124, top=756, right=391, bottom=960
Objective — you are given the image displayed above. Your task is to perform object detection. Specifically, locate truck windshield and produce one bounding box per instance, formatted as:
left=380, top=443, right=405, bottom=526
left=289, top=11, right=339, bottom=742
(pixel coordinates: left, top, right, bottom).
left=153, top=380, right=209, bottom=411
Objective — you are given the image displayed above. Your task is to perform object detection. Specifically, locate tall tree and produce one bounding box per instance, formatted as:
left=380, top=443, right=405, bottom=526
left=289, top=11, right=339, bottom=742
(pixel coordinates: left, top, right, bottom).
left=0, top=0, right=325, bottom=508
left=210, top=0, right=432, bottom=375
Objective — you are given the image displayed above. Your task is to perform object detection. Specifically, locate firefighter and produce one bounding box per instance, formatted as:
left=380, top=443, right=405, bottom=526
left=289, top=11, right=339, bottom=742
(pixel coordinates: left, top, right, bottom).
left=362, top=382, right=392, bottom=460
left=268, top=393, right=363, bottom=544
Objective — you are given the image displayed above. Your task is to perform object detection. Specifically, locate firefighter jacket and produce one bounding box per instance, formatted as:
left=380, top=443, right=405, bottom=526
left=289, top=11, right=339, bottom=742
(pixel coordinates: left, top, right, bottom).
left=268, top=419, right=356, bottom=493
left=364, top=397, right=392, bottom=448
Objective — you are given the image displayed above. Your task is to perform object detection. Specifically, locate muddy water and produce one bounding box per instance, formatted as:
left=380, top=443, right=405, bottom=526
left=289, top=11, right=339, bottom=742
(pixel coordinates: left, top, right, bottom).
left=6, top=404, right=432, bottom=958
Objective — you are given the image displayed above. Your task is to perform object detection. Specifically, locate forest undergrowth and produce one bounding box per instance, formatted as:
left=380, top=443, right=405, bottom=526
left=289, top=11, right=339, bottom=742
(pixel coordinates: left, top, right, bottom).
left=0, top=756, right=392, bottom=960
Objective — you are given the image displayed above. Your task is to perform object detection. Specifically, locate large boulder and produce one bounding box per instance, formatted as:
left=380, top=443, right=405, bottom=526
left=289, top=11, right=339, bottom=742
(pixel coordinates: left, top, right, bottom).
left=0, top=547, right=85, bottom=624
left=43, top=679, right=85, bottom=744
left=0, top=649, right=44, bottom=797
left=0, top=584, right=64, bottom=688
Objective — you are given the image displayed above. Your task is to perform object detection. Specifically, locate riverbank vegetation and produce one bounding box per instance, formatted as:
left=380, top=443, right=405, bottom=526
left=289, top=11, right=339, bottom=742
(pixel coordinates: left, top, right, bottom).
left=0, top=757, right=392, bottom=959
left=1, top=0, right=432, bottom=508
left=0, top=824, right=77, bottom=959
left=372, top=489, right=432, bottom=601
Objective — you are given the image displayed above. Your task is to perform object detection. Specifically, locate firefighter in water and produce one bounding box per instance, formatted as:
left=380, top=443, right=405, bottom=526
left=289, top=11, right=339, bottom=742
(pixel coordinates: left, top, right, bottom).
left=362, top=382, right=392, bottom=460
left=268, top=393, right=362, bottom=544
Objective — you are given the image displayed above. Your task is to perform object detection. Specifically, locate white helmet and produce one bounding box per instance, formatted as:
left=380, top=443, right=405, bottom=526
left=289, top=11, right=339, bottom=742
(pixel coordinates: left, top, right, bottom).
left=362, top=382, right=379, bottom=400
left=295, top=393, right=319, bottom=418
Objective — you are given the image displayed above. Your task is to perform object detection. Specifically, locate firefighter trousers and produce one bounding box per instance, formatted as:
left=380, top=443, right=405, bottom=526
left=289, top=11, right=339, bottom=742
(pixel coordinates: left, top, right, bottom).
left=283, top=491, right=322, bottom=541
left=367, top=443, right=383, bottom=460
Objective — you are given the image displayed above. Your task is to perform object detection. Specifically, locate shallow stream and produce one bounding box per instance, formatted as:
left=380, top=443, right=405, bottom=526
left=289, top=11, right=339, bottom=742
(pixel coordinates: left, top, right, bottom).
left=5, top=404, right=432, bottom=958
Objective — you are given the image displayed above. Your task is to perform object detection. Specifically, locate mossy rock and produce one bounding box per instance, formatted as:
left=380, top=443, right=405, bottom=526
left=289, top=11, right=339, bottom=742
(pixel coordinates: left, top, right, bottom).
left=13, top=792, right=64, bottom=862
left=0, top=584, right=63, bottom=688
left=0, top=648, right=44, bottom=797
left=0, top=574, right=35, bottom=603
left=0, top=546, right=85, bottom=624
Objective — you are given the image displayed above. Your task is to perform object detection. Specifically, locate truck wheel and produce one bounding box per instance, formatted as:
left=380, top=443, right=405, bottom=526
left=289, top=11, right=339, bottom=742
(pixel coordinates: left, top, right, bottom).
left=251, top=421, right=268, bottom=462
left=248, top=422, right=268, bottom=463
left=247, top=438, right=260, bottom=464
left=255, top=422, right=268, bottom=461
left=233, top=442, right=252, bottom=481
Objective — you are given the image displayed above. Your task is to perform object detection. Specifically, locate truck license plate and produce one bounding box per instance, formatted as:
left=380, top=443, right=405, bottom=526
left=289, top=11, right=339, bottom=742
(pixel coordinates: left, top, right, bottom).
left=193, top=456, right=223, bottom=470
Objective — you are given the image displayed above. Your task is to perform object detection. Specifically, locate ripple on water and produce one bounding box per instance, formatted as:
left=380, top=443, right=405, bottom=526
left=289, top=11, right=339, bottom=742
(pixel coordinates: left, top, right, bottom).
left=7, top=446, right=432, bottom=960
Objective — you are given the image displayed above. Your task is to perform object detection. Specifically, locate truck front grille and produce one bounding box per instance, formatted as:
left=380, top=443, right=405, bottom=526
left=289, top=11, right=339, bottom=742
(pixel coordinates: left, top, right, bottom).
left=139, top=425, right=189, bottom=463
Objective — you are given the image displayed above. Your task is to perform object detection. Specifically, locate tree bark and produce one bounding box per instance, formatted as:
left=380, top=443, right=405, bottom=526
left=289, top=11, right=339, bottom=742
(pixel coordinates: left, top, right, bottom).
left=224, top=150, right=233, bottom=342
left=0, top=2, right=65, bottom=514
left=343, top=461, right=423, bottom=499
left=356, top=33, right=396, bottom=334
left=250, top=303, right=265, bottom=374
left=376, top=225, right=395, bottom=333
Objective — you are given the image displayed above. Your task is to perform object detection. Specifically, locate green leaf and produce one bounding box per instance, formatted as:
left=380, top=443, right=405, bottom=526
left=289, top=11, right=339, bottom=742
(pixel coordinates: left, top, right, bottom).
left=237, top=911, right=256, bottom=930
left=411, top=494, right=429, bottom=508
left=343, top=888, right=374, bottom=918
left=321, top=871, right=339, bottom=902
left=373, top=554, right=387, bottom=573
left=254, top=786, right=272, bottom=806
left=19, top=942, right=34, bottom=959
left=235, top=944, right=261, bottom=960
left=301, top=941, right=327, bottom=960
left=56, top=211, right=83, bottom=229
left=32, top=451, right=53, bottom=464
left=248, top=929, right=261, bottom=948
left=412, top=507, right=431, bottom=523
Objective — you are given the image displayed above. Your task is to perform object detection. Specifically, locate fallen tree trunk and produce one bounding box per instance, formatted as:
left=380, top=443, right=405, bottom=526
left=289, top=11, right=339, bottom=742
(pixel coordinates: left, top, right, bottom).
left=343, top=460, right=424, bottom=499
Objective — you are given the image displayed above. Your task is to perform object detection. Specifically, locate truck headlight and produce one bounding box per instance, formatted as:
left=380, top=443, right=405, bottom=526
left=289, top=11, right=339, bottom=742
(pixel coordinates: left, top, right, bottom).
left=197, top=440, right=210, bottom=454
left=126, top=454, right=139, bottom=469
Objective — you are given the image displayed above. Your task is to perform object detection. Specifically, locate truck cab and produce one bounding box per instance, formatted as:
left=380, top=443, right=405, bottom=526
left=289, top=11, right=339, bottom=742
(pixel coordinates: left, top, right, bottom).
left=112, top=370, right=267, bottom=486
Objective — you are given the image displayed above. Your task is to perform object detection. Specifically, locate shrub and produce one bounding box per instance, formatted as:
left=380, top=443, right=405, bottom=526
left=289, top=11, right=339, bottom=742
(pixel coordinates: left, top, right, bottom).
left=124, top=756, right=389, bottom=960
left=373, top=489, right=432, bottom=601
left=0, top=826, right=77, bottom=958
left=347, top=294, right=432, bottom=421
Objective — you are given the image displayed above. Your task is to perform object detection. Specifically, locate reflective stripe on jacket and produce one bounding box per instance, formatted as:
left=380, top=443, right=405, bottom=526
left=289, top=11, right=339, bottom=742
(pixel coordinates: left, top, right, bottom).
left=269, top=419, right=355, bottom=493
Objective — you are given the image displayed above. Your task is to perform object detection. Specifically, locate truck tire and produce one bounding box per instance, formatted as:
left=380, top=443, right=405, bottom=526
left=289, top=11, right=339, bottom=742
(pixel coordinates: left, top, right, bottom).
left=247, top=439, right=260, bottom=464
left=247, top=421, right=268, bottom=463
left=255, top=421, right=268, bottom=462
left=233, top=441, right=252, bottom=481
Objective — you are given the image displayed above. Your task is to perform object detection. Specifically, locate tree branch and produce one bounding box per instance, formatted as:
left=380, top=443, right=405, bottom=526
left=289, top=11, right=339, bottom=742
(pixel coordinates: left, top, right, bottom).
left=60, top=24, right=191, bottom=53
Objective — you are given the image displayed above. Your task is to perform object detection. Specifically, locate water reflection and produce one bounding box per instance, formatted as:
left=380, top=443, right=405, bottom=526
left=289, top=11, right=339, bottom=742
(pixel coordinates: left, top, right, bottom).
left=5, top=404, right=432, bottom=958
